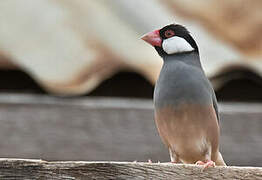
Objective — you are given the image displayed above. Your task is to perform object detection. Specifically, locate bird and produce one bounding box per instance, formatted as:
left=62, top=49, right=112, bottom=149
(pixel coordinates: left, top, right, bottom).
left=141, top=24, right=226, bottom=167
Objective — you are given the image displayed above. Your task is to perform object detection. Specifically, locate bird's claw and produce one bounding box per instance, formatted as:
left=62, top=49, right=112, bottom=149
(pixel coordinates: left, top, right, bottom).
left=196, top=160, right=215, bottom=169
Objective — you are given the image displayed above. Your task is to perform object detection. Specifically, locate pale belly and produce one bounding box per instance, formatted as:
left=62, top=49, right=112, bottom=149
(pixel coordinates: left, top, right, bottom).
left=154, top=104, right=219, bottom=163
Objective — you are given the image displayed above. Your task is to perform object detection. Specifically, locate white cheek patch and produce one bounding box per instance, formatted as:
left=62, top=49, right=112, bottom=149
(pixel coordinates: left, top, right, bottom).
left=162, top=36, right=194, bottom=54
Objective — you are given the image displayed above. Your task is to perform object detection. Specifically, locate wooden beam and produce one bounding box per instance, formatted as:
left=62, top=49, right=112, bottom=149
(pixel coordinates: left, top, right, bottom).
left=0, top=94, right=261, bottom=166
left=0, top=159, right=262, bottom=179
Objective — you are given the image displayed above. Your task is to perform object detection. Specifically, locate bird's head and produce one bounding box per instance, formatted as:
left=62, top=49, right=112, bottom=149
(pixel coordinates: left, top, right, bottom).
left=141, top=24, right=198, bottom=57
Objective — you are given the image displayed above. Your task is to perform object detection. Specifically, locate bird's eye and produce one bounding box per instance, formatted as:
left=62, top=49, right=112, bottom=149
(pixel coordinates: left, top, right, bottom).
left=164, top=30, right=175, bottom=38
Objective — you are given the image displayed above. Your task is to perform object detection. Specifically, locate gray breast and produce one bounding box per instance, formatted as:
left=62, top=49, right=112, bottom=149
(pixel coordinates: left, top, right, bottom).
left=154, top=60, right=213, bottom=109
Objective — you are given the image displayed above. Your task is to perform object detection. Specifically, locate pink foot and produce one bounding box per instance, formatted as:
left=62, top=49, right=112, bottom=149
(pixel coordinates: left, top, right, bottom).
left=196, top=160, right=215, bottom=169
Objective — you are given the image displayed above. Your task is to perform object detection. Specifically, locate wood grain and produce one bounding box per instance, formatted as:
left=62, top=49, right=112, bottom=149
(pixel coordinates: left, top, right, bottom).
left=0, top=94, right=261, bottom=166
left=0, top=159, right=262, bottom=180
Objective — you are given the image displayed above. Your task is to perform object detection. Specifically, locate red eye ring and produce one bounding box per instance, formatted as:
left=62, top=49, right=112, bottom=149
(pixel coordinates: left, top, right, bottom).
left=164, top=30, right=175, bottom=38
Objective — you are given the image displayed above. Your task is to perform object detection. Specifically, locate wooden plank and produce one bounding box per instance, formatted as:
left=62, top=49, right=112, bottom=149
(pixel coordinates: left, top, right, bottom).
left=0, top=159, right=262, bottom=180
left=0, top=94, right=261, bottom=166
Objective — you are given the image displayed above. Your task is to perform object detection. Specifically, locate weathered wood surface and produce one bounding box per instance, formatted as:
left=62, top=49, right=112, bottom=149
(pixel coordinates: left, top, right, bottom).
left=0, top=159, right=262, bottom=180
left=0, top=94, right=261, bottom=166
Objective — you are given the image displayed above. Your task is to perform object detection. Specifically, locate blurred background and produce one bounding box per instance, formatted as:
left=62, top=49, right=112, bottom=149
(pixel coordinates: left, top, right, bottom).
left=0, top=0, right=261, bottom=166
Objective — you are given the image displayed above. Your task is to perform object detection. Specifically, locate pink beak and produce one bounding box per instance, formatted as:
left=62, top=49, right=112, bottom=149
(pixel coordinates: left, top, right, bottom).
left=141, top=30, right=162, bottom=47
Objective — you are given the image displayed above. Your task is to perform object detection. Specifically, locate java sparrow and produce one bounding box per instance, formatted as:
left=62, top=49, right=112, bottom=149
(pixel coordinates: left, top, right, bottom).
left=141, top=24, right=226, bottom=167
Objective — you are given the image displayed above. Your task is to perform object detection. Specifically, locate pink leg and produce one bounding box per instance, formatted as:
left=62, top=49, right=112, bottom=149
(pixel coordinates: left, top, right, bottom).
left=196, top=160, right=215, bottom=169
